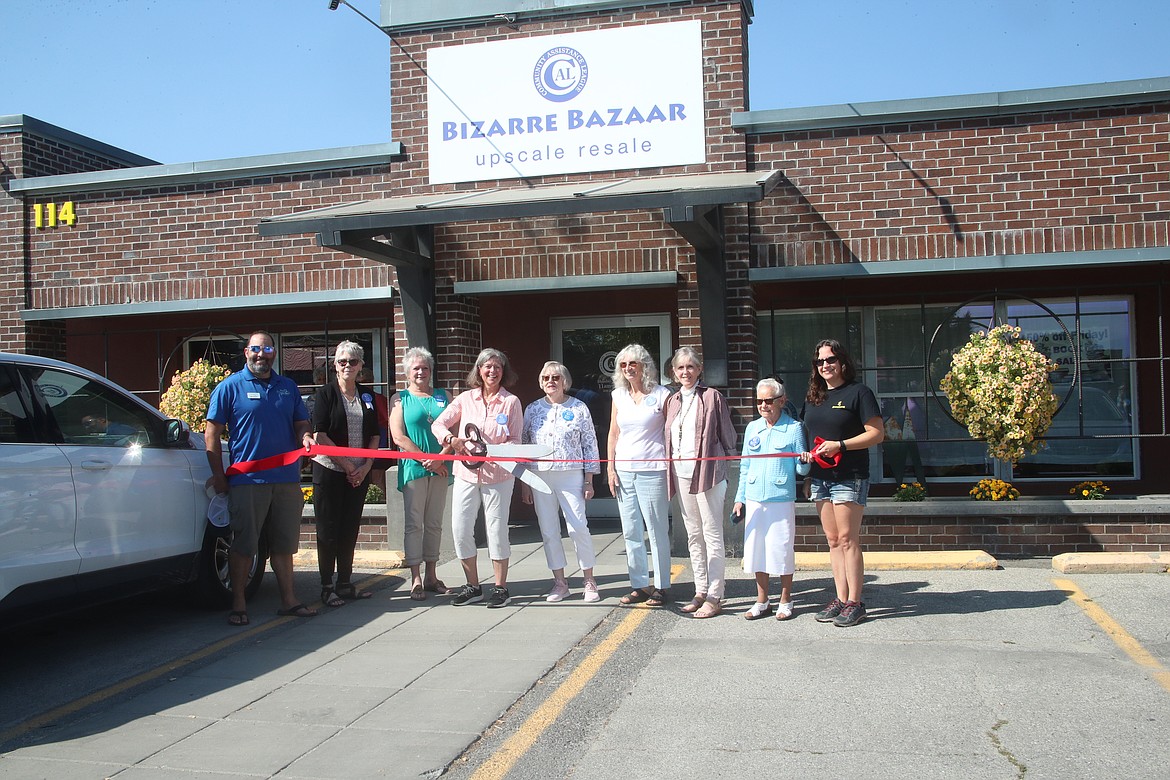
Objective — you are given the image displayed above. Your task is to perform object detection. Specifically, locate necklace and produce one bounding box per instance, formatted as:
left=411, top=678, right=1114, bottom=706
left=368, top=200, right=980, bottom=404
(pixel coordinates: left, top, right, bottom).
left=675, top=388, right=697, bottom=451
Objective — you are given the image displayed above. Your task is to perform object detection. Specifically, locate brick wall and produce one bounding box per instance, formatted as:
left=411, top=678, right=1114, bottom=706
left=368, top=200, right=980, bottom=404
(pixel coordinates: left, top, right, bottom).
left=747, top=104, right=1170, bottom=267
left=0, top=133, right=26, bottom=352
left=791, top=516, right=1170, bottom=556
left=24, top=170, right=396, bottom=315
left=389, top=1, right=750, bottom=189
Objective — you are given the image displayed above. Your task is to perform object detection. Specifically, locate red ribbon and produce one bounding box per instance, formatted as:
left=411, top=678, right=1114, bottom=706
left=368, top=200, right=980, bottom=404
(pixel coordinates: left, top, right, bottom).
left=224, top=443, right=825, bottom=476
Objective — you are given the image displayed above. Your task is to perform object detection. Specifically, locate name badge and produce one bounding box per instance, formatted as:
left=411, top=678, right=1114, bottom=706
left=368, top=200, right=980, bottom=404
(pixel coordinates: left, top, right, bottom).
left=495, top=413, right=509, bottom=425
left=247, top=392, right=261, bottom=400
left=562, top=410, right=575, bottom=421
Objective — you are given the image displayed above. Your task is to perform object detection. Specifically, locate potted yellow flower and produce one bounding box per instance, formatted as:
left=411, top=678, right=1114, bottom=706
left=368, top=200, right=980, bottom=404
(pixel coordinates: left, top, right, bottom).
left=1070, top=480, right=1110, bottom=500
left=970, top=478, right=1020, bottom=501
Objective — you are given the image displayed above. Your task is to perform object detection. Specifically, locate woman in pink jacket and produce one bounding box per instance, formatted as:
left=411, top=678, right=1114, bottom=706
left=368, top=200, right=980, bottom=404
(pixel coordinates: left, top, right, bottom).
left=664, top=347, right=737, bottom=618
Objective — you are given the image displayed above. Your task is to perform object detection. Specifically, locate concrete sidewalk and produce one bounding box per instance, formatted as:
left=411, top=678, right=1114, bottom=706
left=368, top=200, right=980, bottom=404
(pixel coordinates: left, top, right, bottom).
left=1, top=527, right=636, bottom=778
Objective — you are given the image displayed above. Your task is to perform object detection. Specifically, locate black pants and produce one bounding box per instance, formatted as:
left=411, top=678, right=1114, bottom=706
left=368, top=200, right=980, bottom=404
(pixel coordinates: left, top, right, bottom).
left=312, top=463, right=369, bottom=587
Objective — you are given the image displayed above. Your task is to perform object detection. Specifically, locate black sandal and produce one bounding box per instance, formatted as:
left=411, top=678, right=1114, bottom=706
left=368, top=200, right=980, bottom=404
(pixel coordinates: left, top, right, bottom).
left=336, top=583, right=373, bottom=600
left=646, top=588, right=671, bottom=607
left=619, top=588, right=652, bottom=606
left=321, top=586, right=345, bottom=607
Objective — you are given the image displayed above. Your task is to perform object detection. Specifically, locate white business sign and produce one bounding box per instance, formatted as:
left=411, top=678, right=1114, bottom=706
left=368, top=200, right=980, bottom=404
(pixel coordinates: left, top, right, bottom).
left=426, top=20, right=706, bottom=185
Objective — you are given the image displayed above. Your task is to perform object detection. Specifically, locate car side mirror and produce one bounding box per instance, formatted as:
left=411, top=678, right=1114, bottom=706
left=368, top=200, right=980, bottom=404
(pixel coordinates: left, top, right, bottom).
left=166, top=418, right=191, bottom=446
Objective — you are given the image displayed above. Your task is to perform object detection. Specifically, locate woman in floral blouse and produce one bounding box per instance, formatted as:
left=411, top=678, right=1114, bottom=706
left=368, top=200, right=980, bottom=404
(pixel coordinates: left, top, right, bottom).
left=521, top=361, right=601, bottom=603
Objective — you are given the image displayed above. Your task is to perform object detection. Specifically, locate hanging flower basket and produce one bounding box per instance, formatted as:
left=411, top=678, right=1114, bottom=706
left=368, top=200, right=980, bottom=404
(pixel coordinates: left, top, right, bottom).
left=939, top=324, right=1059, bottom=464
left=160, top=359, right=232, bottom=436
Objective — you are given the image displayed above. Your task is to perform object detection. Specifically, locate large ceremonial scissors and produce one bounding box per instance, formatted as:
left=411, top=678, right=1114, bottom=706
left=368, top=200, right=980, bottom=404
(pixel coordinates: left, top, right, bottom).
left=462, top=423, right=553, bottom=495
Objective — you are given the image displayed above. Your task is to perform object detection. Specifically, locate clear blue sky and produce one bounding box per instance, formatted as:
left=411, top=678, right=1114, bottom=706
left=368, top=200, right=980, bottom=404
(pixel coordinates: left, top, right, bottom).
left=2, top=0, right=1167, bottom=164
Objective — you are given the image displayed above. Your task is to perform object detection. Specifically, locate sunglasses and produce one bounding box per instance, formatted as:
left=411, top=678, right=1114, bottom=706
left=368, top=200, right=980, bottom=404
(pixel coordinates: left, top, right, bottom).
left=756, top=397, right=779, bottom=405
left=540, top=375, right=562, bottom=382
left=335, top=358, right=361, bottom=367
left=619, top=361, right=641, bottom=369
left=247, top=345, right=275, bottom=355
left=814, top=356, right=840, bottom=367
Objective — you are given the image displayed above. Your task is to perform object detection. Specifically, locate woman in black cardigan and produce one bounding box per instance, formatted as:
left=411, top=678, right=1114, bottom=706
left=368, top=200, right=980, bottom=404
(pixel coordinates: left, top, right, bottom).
left=312, top=341, right=381, bottom=605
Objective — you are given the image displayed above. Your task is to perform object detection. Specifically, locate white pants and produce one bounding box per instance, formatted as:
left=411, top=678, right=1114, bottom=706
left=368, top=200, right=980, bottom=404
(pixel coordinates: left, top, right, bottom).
left=451, top=477, right=514, bottom=561
left=676, top=475, right=727, bottom=600
left=532, top=469, right=596, bottom=573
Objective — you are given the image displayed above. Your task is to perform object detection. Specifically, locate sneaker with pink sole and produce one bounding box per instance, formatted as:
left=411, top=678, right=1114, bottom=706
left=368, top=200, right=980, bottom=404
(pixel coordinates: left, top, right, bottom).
left=582, top=578, right=600, bottom=603
left=546, top=579, right=571, bottom=603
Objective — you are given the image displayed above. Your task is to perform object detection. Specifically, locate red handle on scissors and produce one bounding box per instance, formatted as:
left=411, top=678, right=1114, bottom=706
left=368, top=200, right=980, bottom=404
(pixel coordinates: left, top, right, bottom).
left=811, top=436, right=842, bottom=469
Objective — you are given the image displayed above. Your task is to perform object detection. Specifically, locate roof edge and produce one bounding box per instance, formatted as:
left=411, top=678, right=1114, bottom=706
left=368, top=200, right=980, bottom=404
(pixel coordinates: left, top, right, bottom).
left=0, top=114, right=159, bottom=167
left=9, top=142, right=404, bottom=196
left=733, top=76, right=1170, bottom=134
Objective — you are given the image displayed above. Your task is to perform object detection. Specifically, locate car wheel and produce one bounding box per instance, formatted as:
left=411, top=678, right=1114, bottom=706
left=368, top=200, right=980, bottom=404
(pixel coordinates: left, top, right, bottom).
left=193, top=523, right=267, bottom=608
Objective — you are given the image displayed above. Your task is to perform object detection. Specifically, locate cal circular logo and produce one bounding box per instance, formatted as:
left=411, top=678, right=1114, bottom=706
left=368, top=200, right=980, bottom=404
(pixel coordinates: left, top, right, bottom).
left=599, top=351, right=618, bottom=376
left=533, top=46, right=588, bottom=103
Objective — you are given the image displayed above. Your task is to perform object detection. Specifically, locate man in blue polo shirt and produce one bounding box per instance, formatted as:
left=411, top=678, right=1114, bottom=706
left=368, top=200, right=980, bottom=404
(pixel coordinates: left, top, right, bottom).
left=207, top=331, right=316, bottom=626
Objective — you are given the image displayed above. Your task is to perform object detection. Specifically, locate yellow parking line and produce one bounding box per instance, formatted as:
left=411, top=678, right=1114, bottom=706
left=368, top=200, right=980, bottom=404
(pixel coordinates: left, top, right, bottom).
left=1053, top=578, right=1170, bottom=695
left=0, top=572, right=397, bottom=746
left=470, top=608, right=648, bottom=780
left=470, top=563, right=683, bottom=780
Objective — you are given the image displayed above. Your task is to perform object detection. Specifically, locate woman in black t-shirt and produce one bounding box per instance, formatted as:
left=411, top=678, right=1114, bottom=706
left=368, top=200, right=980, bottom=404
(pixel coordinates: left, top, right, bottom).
left=799, top=340, right=884, bottom=628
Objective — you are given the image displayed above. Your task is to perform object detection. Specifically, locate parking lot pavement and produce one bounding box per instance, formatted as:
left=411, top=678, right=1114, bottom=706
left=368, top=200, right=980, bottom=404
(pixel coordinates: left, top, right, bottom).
left=3, top=536, right=1168, bottom=780
left=447, top=562, right=1170, bottom=780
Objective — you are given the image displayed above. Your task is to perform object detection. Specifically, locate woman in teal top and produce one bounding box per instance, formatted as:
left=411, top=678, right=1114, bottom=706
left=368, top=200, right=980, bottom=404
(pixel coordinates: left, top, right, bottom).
left=390, top=346, right=454, bottom=600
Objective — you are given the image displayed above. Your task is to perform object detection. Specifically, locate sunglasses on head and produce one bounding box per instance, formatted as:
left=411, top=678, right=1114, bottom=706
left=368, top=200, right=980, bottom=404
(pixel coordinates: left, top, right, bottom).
left=814, top=356, right=839, bottom=367
left=247, top=345, right=275, bottom=355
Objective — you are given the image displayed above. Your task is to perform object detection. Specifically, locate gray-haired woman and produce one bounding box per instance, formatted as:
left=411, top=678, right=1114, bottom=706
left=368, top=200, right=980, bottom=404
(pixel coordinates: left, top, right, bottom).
left=664, top=347, right=737, bottom=619
left=606, top=343, right=673, bottom=607
left=431, top=348, right=522, bottom=608
left=312, top=340, right=381, bottom=605
left=390, top=346, right=454, bottom=601
left=521, top=361, right=601, bottom=602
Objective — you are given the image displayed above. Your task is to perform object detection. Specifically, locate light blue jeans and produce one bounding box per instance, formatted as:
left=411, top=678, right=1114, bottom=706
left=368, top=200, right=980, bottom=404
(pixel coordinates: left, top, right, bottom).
left=616, top=470, right=671, bottom=590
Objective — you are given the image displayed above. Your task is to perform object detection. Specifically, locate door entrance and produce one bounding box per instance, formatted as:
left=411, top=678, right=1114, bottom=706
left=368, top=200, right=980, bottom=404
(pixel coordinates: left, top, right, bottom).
left=551, top=314, right=672, bottom=515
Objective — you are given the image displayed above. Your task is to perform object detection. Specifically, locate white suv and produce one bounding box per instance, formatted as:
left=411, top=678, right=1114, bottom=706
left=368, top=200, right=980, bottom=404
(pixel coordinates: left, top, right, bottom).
left=0, top=353, right=264, bottom=624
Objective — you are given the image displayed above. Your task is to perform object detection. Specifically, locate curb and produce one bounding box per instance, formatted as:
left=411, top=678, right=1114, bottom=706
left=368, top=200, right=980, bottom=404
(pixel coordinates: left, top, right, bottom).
left=795, top=550, right=998, bottom=571
left=1052, top=552, right=1170, bottom=574
left=293, top=549, right=407, bottom=570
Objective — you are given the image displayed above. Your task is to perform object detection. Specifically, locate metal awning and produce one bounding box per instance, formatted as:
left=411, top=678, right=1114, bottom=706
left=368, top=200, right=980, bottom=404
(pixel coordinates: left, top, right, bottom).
left=258, top=169, right=781, bottom=237
left=257, top=169, right=783, bottom=385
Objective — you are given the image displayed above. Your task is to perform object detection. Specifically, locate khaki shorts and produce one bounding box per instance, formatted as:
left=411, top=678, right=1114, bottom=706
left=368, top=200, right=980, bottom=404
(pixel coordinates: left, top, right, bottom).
left=228, top=482, right=304, bottom=557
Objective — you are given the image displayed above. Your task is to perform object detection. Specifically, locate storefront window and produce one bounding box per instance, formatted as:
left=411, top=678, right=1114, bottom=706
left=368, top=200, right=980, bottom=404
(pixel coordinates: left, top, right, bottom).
left=761, top=296, right=1138, bottom=482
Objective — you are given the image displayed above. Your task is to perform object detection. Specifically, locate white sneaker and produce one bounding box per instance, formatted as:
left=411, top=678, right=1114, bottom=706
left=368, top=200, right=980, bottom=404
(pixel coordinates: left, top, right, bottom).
left=776, top=600, right=794, bottom=620
left=582, top=579, right=600, bottom=602
left=546, top=579, right=570, bottom=603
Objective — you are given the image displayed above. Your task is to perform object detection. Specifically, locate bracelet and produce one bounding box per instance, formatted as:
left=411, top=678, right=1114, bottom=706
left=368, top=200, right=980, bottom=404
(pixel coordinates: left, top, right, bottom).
left=839, top=440, right=847, bottom=452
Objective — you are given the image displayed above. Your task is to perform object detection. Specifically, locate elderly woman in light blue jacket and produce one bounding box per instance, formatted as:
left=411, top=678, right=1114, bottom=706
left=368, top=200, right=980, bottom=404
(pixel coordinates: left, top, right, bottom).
left=733, top=377, right=810, bottom=621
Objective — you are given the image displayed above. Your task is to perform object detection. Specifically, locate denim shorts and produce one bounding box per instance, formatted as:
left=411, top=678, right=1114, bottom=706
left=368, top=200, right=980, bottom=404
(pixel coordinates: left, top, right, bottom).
left=810, top=477, right=869, bottom=506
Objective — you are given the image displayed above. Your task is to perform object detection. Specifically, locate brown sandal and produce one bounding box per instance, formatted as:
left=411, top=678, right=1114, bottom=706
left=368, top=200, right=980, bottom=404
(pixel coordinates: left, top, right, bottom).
left=619, top=588, right=652, bottom=605
left=680, top=594, right=707, bottom=614
left=409, top=583, right=426, bottom=601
